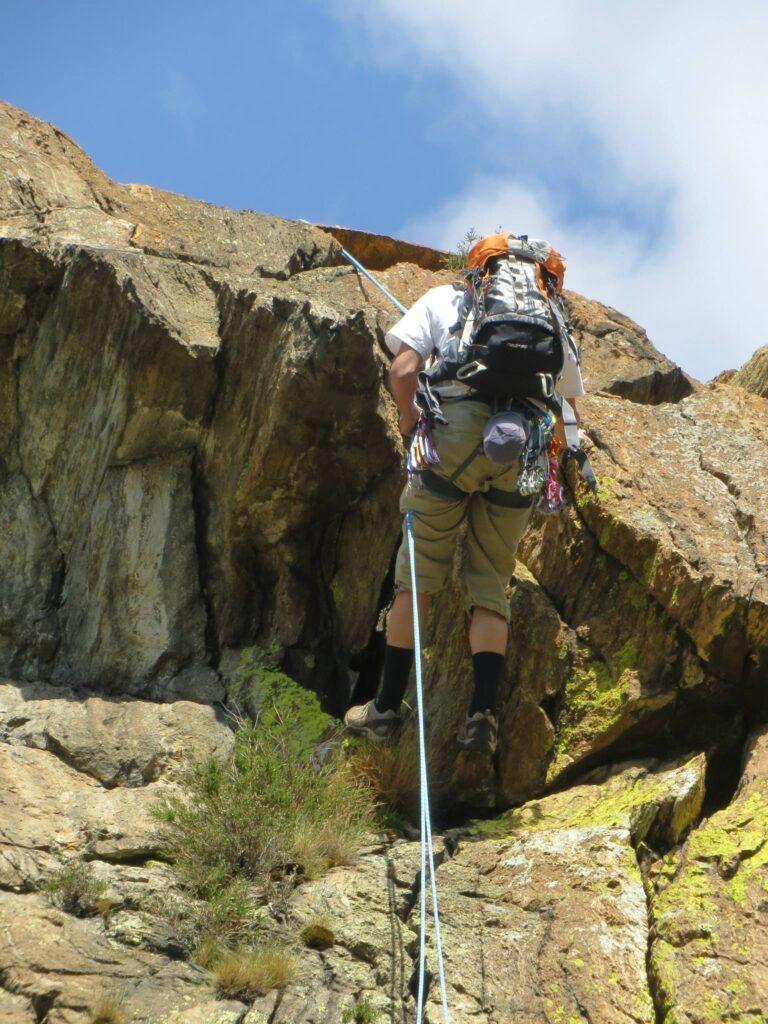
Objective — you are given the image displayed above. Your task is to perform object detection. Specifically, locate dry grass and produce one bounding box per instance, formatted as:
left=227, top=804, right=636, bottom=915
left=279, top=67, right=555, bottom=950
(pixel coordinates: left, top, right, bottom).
left=89, top=993, right=127, bottom=1024
left=193, top=933, right=223, bottom=970
left=348, top=731, right=423, bottom=827
left=213, top=943, right=298, bottom=999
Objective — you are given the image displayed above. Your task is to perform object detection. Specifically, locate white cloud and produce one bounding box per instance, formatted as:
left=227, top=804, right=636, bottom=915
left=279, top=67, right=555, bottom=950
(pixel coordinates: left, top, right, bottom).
left=333, top=1, right=768, bottom=379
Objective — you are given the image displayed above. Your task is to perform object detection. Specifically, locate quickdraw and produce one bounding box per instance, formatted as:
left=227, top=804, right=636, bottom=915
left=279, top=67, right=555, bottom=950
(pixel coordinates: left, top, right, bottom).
left=406, top=414, right=441, bottom=473
left=517, top=404, right=556, bottom=497
left=540, top=436, right=566, bottom=515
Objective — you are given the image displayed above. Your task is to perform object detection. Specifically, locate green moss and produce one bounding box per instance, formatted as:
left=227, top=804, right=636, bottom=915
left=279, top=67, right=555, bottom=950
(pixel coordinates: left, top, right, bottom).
left=471, top=755, right=701, bottom=843
left=684, top=791, right=768, bottom=906
left=599, top=522, right=613, bottom=547
left=626, top=579, right=649, bottom=612
left=609, top=638, right=640, bottom=677
left=643, top=550, right=662, bottom=588
left=228, top=647, right=334, bottom=758
left=546, top=656, right=635, bottom=779
left=647, top=784, right=768, bottom=1023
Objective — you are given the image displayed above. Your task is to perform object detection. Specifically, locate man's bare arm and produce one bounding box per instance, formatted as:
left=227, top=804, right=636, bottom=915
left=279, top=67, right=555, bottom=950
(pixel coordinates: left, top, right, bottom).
left=389, top=345, right=424, bottom=436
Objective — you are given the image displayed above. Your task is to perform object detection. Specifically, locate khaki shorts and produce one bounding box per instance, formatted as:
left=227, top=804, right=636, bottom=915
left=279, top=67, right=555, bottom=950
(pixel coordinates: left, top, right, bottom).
left=394, top=399, right=533, bottom=621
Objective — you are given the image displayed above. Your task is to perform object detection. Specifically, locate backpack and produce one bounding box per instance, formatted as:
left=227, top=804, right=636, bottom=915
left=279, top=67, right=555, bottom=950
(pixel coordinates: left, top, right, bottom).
left=423, top=232, right=577, bottom=405
left=415, top=232, right=598, bottom=494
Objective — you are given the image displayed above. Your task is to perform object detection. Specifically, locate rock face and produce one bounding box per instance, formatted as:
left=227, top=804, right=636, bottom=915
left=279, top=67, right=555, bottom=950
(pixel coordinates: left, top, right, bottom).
left=649, top=726, right=768, bottom=1024
left=2, top=99, right=768, bottom=1022
left=732, top=342, right=768, bottom=398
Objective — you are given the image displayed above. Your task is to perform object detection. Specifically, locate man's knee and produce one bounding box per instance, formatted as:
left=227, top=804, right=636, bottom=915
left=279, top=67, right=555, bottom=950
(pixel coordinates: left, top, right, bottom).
left=471, top=604, right=507, bottom=625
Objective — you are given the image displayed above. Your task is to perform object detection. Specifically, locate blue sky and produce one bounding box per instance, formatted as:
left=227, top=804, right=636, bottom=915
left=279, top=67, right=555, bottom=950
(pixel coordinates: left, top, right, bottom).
left=1, top=2, right=471, bottom=233
left=3, top=2, right=767, bottom=378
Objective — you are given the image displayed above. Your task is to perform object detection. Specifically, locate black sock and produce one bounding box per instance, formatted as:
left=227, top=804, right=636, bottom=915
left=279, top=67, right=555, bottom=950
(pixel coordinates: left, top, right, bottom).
left=469, top=652, right=505, bottom=716
left=375, top=645, right=414, bottom=713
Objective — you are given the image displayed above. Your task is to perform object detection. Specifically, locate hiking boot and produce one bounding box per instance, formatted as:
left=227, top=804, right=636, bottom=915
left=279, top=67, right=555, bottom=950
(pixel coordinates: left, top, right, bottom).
left=457, top=710, right=498, bottom=755
left=344, top=700, right=400, bottom=743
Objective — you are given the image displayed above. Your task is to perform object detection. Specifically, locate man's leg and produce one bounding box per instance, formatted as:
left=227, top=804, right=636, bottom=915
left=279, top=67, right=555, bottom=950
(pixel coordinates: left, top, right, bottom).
left=457, top=493, right=533, bottom=752
left=344, top=477, right=466, bottom=741
left=375, top=590, right=430, bottom=712
left=468, top=606, right=507, bottom=717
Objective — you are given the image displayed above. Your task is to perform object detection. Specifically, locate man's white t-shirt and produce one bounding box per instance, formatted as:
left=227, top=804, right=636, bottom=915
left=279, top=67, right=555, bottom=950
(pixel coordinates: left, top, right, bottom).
left=385, top=284, right=585, bottom=400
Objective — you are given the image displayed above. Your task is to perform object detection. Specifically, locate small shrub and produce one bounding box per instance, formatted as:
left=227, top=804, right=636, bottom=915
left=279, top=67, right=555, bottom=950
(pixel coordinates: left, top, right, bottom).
left=149, top=876, right=263, bottom=959
left=43, top=859, right=106, bottom=917
left=442, top=228, right=479, bottom=272
left=214, top=942, right=298, bottom=999
left=342, top=996, right=379, bottom=1023
left=89, top=993, right=127, bottom=1024
left=157, top=720, right=374, bottom=897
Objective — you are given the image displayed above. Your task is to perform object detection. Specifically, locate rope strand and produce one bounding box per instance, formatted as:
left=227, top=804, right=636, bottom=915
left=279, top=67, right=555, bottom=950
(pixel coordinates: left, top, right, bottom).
left=407, top=497, right=450, bottom=1023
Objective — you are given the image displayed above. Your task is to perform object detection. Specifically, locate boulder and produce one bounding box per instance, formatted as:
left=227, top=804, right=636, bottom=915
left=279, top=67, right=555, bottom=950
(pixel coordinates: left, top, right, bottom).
left=648, top=726, right=768, bottom=1023
left=0, top=680, right=233, bottom=785
left=0, top=891, right=229, bottom=1024
left=0, top=741, right=170, bottom=889
left=568, top=292, right=696, bottom=404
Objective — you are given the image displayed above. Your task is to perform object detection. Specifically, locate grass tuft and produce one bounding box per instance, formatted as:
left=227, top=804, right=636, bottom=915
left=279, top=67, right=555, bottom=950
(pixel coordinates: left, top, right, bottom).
left=43, top=859, right=106, bottom=917
left=157, top=720, right=374, bottom=897
left=213, top=943, right=298, bottom=999
left=89, top=993, right=127, bottom=1024
left=347, top=732, right=423, bottom=828
left=342, top=995, right=379, bottom=1023
left=300, top=917, right=335, bottom=950
left=154, top=705, right=376, bottom=956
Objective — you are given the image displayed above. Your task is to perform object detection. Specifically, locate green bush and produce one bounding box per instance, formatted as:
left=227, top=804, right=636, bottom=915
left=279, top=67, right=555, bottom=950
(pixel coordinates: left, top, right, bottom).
left=227, top=645, right=334, bottom=758
left=157, top=717, right=375, bottom=900
left=43, top=859, right=106, bottom=917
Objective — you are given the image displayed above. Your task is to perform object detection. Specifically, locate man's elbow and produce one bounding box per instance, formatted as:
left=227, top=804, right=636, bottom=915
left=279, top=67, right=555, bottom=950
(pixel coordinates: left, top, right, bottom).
left=388, top=348, right=423, bottom=386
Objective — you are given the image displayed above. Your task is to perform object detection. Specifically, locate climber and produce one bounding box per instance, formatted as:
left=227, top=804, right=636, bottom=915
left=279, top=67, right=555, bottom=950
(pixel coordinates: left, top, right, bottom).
left=344, top=232, right=588, bottom=755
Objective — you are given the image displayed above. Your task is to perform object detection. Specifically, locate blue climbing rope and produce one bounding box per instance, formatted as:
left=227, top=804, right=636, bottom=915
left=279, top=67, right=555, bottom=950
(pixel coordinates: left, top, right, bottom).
left=341, top=248, right=409, bottom=315
left=407, top=505, right=450, bottom=1024
left=341, top=247, right=451, bottom=1021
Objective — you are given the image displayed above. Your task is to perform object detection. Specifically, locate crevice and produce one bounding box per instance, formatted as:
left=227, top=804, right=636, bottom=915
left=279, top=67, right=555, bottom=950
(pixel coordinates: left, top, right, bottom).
left=638, top=848, right=666, bottom=1024
left=190, top=448, right=221, bottom=670
left=0, top=966, right=51, bottom=1023
left=86, top=850, right=166, bottom=868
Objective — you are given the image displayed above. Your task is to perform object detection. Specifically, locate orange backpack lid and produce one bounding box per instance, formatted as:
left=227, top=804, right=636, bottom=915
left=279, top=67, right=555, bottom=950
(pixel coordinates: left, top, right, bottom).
left=467, top=232, right=509, bottom=270
left=467, top=232, right=566, bottom=293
